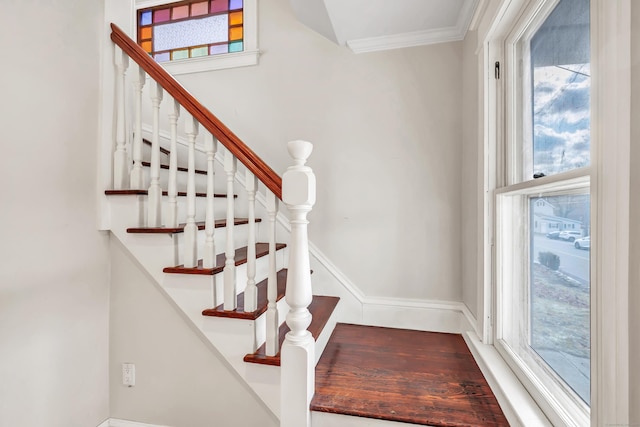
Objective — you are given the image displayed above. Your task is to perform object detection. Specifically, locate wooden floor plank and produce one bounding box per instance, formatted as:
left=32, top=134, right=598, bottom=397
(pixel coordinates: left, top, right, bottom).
left=311, top=323, right=509, bottom=427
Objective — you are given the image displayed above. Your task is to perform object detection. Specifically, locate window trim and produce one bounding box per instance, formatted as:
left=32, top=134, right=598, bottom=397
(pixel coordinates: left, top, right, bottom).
left=491, top=0, right=594, bottom=424
left=482, top=0, right=632, bottom=425
left=134, top=0, right=259, bottom=75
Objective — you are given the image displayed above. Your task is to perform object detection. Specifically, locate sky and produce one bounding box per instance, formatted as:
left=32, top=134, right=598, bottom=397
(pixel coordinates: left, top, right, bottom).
left=531, top=63, right=591, bottom=176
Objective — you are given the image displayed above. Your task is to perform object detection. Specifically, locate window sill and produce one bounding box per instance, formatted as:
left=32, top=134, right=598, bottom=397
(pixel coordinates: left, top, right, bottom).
left=158, top=49, right=260, bottom=75
left=463, top=331, right=553, bottom=427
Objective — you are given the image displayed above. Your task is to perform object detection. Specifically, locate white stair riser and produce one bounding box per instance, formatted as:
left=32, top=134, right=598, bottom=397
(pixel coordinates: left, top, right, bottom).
left=312, top=412, right=429, bottom=427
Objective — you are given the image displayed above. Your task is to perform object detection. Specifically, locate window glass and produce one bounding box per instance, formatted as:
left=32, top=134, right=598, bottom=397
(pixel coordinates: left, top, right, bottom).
left=527, top=0, right=590, bottom=178
left=138, top=0, right=244, bottom=62
left=530, top=194, right=590, bottom=404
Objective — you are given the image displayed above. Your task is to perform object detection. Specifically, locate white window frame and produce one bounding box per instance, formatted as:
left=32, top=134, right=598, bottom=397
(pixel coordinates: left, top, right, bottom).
left=134, top=0, right=259, bottom=75
left=481, top=0, right=631, bottom=425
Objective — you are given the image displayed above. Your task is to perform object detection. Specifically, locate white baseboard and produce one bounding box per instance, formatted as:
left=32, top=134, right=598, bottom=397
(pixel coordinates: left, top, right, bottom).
left=361, top=296, right=477, bottom=334
left=106, top=419, right=173, bottom=427
left=463, top=332, right=552, bottom=427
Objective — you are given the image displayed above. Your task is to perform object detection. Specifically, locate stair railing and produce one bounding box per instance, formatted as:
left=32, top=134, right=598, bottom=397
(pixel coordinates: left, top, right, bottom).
left=109, top=24, right=315, bottom=427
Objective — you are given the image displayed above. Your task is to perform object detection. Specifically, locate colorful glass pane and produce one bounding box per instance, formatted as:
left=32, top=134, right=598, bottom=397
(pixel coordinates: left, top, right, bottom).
left=229, top=40, right=243, bottom=52
left=210, top=0, right=229, bottom=13
left=191, top=46, right=208, bottom=57
left=140, top=27, right=152, bottom=40
left=229, top=11, right=243, bottom=26
left=210, top=44, right=228, bottom=55
left=154, top=15, right=228, bottom=51
left=229, top=26, right=243, bottom=41
left=172, top=49, right=189, bottom=60
left=141, top=41, right=152, bottom=53
left=191, top=1, right=208, bottom=16
left=155, top=52, right=170, bottom=62
left=140, top=11, right=152, bottom=26
left=230, top=0, right=243, bottom=10
left=154, top=9, right=171, bottom=23
left=172, top=5, right=189, bottom=19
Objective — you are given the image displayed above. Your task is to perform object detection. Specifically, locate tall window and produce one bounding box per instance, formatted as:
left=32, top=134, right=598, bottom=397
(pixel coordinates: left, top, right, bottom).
left=137, top=0, right=244, bottom=63
left=496, top=0, right=591, bottom=424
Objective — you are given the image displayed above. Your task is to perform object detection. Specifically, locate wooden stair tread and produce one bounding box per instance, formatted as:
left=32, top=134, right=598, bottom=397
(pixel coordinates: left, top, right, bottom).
left=202, top=269, right=288, bottom=320
left=243, top=295, right=340, bottom=366
left=127, top=218, right=261, bottom=234
left=141, top=160, right=207, bottom=175
left=310, top=324, right=509, bottom=427
left=163, top=242, right=286, bottom=275
left=105, top=189, right=234, bottom=198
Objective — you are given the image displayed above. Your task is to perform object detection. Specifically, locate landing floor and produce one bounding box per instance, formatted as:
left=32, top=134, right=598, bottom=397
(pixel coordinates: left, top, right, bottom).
left=311, top=323, right=509, bottom=426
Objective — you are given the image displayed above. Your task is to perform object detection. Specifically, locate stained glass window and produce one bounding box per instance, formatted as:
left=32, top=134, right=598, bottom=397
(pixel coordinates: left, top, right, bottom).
left=137, top=0, right=244, bottom=63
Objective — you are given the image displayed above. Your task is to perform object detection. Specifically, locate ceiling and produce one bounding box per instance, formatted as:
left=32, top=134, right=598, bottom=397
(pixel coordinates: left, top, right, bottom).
left=289, top=0, right=480, bottom=54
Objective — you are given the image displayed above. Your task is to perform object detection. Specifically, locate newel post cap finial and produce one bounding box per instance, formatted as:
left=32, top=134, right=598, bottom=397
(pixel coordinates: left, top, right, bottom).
left=283, top=140, right=316, bottom=207
left=287, top=140, right=313, bottom=166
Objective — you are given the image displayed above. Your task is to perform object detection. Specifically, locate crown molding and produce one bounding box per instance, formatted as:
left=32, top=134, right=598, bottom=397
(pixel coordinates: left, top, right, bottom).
left=347, top=0, right=479, bottom=54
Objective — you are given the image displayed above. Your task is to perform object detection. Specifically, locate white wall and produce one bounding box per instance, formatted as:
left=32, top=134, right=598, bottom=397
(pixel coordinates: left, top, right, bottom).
left=461, top=30, right=480, bottom=319
left=173, top=0, right=464, bottom=302
left=629, top=2, right=640, bottom=423
left=109, top=239, right=278, bottom=427
left=0, top=0, right=110, bottom=426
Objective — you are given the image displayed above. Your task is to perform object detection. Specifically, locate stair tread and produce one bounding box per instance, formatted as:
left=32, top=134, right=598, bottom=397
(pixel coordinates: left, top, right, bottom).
left=127, top=217, right=262, bottom=234
left=141, top=160, right=207, bottom=175
left=105, top=189, right=234, bottom=198
left=163, top=242, right=286, bottom=275
left=243, top=295, right=340, bottom=366
left=202, top=269, right=288, bottom=320
left=310, top=324, right=509, bottom=427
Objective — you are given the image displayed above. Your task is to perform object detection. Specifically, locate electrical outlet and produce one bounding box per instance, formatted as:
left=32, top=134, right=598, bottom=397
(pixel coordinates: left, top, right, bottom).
left=122, top=363, right=135, bottom=387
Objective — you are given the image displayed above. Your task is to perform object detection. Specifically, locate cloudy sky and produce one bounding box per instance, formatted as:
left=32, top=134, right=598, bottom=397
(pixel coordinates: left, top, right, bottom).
left=532, top=63, right=591, bottom=176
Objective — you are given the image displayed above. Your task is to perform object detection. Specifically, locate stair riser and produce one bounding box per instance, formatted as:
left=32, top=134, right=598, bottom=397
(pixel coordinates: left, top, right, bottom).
left=162, top=247, right=288, bottom=308
left=141, top=166, right=220, bottom=195
left=311, top=412, right=428, bottom=427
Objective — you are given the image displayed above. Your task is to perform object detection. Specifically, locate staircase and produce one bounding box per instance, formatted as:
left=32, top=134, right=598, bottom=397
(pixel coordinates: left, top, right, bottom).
left=102, top=23, right=508, bottom=427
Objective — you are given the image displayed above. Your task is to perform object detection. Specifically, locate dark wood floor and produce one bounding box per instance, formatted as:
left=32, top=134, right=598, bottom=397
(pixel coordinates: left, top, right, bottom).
left=311, top=323, right=509, bottom=427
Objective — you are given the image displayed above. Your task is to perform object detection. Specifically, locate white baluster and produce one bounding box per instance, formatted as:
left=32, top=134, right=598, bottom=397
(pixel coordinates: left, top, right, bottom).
left=244, top=171, right=259, bottom=312
left=223, top=150, right=237, bottom=310
left=147, top=80, right=164, bottom=227
left=266, top=191, right=280, bottom=356
left=166, top=99, right=180, bottom=228
left=183, top=116, right=199, bottom=268
left=113, top=46, right=129, bottom=190
left=130, top=65, right=146, bottom=189
left=203, top=133, right=218, bottom=268
left=281, top=140, right=316, bottom=427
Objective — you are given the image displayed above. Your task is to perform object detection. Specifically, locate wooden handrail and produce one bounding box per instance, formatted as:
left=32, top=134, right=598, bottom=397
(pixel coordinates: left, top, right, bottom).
left=110, top=23, right=282, bottom=200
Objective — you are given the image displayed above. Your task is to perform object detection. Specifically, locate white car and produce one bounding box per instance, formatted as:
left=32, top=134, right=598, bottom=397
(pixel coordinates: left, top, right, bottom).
left=574, top=236, right=590, bottom=250
left=559, top=230, right=582, bottom=242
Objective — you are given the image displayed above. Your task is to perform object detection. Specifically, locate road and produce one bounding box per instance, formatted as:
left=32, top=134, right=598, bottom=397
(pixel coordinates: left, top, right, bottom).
left=533, top=234, right=590, bottom=285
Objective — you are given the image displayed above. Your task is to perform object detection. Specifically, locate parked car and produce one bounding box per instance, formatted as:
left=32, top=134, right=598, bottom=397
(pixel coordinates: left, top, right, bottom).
left=546, top=230, right=561, bottom=239
left=574, top=236, right=590, bottom=250
left=559, top=230, right=582, bottom=242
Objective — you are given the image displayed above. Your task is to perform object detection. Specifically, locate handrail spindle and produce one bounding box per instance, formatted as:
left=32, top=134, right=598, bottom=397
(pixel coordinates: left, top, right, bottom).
left=203, top=133, right=218, bottom=268
left=166, top=99, right=180, bottom=228
left=183, top=115, right=199, bottom=268
left=223, top=150, right=237, bottom=310
left=113, top=46, right=129, bottom=190
left=266, top=191, right=280, bottom=356
left=244, top=171, right=258, bottom=312
left=130, top=66, right=146, bottom=189
left=147, top=81, right=164, bottom=227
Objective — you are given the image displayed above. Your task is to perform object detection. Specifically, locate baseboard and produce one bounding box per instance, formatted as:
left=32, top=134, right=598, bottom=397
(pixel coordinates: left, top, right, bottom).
left=463, top=332, right=552, bottom=427
left=361, top=296, right=477, bottom=334
left=106, top=419, right=173, bottom=427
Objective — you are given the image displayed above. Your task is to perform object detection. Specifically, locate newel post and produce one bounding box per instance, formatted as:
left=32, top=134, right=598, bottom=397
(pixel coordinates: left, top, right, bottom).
left=281, top=140, right=316, bottom=427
